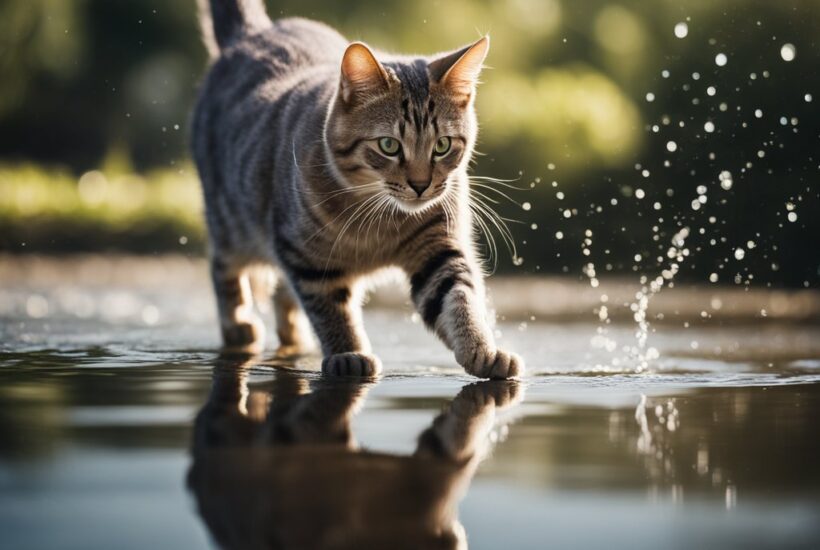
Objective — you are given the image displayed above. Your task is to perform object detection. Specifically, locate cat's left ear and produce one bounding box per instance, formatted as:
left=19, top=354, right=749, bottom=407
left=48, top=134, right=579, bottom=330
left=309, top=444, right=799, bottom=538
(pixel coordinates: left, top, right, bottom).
left=428, top=36, right=490, bottom=102
left=339, top=42, right=390, bottom=105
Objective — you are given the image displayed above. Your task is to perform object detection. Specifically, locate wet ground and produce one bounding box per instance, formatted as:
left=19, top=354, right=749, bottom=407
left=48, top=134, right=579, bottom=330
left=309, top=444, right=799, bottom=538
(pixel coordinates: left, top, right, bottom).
left=1, top=257, right=819, bottom=549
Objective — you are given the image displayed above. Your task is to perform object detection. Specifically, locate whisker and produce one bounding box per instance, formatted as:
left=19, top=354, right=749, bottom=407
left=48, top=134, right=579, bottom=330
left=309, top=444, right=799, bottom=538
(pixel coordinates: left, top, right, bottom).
left=324, top=192, right=386, bottom=271
left=468, top=175, right=530, bottom=191
left=469, top=196, right=518, bottom=260
left=469, top=202, right=499, bottom=273
left=306, top=191, right=378, bottom=242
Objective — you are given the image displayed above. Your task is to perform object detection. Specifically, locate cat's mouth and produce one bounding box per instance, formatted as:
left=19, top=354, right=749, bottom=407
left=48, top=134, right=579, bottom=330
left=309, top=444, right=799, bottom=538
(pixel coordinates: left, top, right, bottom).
left=391, top=193, right=443, bottom=213
left=385, top=182, right=446, bottom=213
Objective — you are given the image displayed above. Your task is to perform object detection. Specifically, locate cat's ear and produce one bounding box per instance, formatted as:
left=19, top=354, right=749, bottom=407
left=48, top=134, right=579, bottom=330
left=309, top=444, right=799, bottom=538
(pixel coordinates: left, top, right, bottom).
left=428, top=36, right=490, bottom=101
left=339, top=42, right=389, bottom=105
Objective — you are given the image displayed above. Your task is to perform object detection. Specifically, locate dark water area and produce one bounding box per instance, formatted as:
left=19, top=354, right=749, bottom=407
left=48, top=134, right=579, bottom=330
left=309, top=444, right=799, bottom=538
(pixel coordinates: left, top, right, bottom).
left=1, top=264, right=819, bottom=549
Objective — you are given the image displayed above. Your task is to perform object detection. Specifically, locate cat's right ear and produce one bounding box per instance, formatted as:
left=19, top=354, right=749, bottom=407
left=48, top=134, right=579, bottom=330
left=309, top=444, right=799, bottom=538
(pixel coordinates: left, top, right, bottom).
left=339, top=42, right=389, bottom=105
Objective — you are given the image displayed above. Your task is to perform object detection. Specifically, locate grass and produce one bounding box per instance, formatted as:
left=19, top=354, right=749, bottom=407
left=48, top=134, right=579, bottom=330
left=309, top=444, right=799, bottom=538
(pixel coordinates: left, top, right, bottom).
left=0, top=160, right=205, bottom=253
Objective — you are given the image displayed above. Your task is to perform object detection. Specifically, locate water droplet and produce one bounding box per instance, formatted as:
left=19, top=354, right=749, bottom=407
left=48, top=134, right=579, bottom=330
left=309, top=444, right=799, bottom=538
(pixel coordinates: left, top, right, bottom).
left=635, top=189, right=645, bottom=199
left=787, top=212, right=798, bottom=222
left=754, top=109, right=763, bottom=118
left=646, top=92, right=656, bottom=102
left=522, top=201, right=531, bottom=211
left=661, top=69, right=670, bottom=78
left=719, top=170, right=733, bottom=190
left=805, top=93, right=813, bottom=103
left=734, top=248, right=746, bottom=260
left=555, top=231, right=564, bottom=240
left=666, top=141, right=678, bottom=152
left=691, top=199, right=701, bottom=211
left=674, top=22, right=688, bottom=39
left=706, top=86, right=716, bottom=96
left=715, top=53, right=727, bottom=67
left=709, top=273, right=719, bottom=283
left=780, top=43, right=796, bottom=62
left=704, top=121, right=715, bottom=133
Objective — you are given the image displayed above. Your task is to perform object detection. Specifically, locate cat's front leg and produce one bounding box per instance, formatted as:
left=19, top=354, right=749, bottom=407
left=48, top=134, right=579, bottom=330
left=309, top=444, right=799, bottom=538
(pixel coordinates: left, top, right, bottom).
left=406, top=246, right=524, bottom=379
left=291, top=280, right=382, bottom=377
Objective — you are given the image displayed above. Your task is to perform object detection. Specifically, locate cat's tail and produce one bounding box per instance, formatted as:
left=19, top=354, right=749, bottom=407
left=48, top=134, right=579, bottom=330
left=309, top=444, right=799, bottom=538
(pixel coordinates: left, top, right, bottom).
left=196, top=0, right=271, bottom=58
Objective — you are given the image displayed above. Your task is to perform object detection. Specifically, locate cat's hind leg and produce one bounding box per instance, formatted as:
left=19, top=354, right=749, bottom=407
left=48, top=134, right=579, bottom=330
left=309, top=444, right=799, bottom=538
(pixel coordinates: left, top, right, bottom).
left=272, top=281, right=312, bottom=357
left=211, top=257, right=266, bottom=354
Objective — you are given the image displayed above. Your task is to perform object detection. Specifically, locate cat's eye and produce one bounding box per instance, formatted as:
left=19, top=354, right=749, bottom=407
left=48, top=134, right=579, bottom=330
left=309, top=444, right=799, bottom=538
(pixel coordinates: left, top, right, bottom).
left=378, top=137, right=401, bottom=156
left=434, top=136, right=451, bottom=156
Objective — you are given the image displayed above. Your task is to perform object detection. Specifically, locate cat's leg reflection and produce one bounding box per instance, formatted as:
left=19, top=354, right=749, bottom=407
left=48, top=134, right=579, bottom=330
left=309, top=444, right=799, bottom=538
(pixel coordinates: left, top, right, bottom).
left=189, top=366, right=521, bottom=550
left=191, top=358, right=368, bottom=451
left=416, top=380, right=521, bottom=462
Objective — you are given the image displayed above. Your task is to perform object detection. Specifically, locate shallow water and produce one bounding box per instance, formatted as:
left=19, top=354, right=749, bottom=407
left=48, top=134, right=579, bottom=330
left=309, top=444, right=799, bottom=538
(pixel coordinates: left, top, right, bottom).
left=1, top=280, right=820, bottom=549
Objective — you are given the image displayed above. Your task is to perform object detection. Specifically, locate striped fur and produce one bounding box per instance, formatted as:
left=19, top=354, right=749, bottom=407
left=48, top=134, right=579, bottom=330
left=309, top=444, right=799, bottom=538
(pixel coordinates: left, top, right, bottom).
left=192, top=1, right=523, bottom=378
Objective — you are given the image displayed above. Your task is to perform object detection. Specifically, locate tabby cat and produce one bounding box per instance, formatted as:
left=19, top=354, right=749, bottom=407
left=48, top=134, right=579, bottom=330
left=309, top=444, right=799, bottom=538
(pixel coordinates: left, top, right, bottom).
left=193, top=0, right=524, bottom=379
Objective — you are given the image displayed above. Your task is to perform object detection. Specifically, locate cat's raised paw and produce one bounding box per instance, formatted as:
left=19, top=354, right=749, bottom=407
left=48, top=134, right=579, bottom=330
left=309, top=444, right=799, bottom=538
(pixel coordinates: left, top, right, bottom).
left=322, top=352, right=382, bottom=377
left=460, top=347, right=524, bottom=380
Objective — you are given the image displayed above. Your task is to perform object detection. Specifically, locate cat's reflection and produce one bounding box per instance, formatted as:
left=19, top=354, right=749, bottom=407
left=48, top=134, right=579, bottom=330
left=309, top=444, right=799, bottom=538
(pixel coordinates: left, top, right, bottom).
left=187, top=360, right=521, bottom=550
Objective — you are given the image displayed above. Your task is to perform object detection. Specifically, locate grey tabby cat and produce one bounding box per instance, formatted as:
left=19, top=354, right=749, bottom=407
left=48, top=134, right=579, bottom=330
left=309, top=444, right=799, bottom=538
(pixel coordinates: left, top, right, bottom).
left=193, top=0, right=524, bottom=379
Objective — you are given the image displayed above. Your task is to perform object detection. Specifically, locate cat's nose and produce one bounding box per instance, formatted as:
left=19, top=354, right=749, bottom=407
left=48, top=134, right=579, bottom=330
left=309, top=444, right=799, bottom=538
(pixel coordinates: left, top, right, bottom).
left=408, top=180, right=431, bottom=197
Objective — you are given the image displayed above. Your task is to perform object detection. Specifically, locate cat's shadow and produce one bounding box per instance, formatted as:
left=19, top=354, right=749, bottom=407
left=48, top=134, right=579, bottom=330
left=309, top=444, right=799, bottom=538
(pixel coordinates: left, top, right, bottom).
left=187, top=357, right=522, bottom=550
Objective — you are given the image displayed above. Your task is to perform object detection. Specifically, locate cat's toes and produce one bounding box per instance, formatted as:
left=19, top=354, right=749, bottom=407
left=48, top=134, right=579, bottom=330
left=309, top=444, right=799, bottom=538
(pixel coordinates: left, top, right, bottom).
left=489, top=350, right=524, bottom=379
left=460, top=347, right=524, bottom=380
left=322, top=352, right=382, bottom=378
left=221, top=319, right=265, bottom=354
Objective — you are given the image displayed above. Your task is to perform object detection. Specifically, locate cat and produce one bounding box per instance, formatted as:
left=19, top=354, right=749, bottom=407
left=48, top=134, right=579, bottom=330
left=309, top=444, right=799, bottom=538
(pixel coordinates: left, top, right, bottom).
left=188, top=357, right=522, bottom=549
left=192, top=0, right=524, bottom=379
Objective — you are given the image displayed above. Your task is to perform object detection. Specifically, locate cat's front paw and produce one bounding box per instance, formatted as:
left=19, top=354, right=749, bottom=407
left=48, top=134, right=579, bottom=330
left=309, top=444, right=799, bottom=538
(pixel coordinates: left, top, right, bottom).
left=322, top=352, right=382, bottom=377
left=457, top=346, right=524, bottom=380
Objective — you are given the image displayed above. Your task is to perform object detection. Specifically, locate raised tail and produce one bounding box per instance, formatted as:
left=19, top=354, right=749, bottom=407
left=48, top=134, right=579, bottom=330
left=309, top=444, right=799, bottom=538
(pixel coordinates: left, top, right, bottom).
left=196, top=0, right=271, bottom=58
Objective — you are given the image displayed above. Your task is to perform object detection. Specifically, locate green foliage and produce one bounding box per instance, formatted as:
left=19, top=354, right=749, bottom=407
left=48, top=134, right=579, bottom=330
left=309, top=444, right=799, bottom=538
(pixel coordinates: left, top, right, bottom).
left=0, top=0, right=817, bottom=286
left=0, top=160, right=204, bottom=252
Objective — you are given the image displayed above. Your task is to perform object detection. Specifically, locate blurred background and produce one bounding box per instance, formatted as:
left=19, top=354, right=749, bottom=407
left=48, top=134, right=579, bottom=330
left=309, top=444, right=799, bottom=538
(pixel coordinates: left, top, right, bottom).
left=0, top=0, right=817, bottom=287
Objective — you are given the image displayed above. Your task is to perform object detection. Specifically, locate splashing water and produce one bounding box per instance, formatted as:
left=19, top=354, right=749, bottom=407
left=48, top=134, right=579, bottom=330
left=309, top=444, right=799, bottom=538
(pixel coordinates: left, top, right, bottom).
left=585, top=224, right=689, bottom=372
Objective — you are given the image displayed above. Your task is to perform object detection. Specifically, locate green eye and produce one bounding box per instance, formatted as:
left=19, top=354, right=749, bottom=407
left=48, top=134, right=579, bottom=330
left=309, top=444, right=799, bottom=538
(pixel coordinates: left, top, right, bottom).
left=378, top=137, right=401, bottom=156
left=434, top=136, right=451, bottom=156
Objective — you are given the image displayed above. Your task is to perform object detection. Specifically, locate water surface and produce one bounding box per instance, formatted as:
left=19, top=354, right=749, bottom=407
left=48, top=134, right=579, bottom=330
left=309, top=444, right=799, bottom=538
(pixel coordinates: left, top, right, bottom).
left=1, top=278, right=819, bottom=549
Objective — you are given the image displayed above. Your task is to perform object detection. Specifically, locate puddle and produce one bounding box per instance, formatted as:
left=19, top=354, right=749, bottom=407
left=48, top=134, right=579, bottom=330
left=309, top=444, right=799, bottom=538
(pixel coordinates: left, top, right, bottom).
left=1, top=287, right=818, bottom=549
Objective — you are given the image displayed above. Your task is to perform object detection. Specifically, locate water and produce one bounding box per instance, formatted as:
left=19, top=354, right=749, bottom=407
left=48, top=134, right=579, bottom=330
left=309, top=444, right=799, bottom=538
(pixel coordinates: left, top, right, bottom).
left=1, top=260, right=819, bottom=549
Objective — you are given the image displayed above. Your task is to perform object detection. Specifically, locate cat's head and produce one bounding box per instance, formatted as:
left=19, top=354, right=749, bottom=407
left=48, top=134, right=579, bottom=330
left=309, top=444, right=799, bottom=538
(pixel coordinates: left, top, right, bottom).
left=325, top=37, right=489, bottom=213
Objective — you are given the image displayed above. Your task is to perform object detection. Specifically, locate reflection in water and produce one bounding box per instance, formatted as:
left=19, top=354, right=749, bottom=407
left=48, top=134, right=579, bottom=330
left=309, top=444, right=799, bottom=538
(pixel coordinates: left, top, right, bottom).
left=187, top=358, right=522, bottom=550
left=598, top=387, right=820, bottom=510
